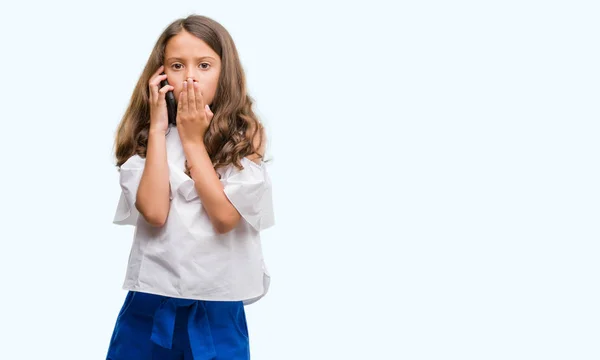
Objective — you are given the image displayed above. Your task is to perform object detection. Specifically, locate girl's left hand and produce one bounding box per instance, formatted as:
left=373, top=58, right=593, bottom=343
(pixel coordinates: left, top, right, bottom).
left=177, top=78, right=214, bottom=145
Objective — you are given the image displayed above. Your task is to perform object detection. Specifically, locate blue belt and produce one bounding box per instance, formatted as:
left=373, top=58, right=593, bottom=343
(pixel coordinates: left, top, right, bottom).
left=150, top=297, right=217, bottom=360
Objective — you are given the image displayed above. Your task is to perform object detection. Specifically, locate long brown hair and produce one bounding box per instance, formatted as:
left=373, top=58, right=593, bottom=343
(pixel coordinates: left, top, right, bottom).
left=113, top=14, right=269, bottom=173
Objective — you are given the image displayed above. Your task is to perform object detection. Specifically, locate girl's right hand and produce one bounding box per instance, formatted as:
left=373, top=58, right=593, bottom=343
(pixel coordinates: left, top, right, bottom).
left=148, top=65, right=175, bottom=133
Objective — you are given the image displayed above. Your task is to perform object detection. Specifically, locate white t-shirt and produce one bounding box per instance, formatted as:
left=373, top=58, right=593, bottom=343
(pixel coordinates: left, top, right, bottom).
left=112, top=124, right=275, bottom=305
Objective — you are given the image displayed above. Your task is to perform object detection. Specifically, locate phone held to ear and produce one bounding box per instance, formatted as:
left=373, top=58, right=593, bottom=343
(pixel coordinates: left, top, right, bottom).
left=160, top=73, right=177, bottom=125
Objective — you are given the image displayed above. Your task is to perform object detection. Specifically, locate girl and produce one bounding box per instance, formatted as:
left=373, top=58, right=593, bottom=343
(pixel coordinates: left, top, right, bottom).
left=106, top=15, right=275, bottom=360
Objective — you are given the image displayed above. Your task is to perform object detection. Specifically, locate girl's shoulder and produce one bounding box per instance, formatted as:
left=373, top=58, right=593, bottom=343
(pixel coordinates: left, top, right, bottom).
left=119, top=154, right=145, bottom=171
left=246, top=125, right=268, bottom=166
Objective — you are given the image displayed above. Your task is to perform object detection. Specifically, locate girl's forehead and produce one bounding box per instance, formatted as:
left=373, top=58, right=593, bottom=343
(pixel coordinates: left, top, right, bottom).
left=165, top=31, right=219, bottom=59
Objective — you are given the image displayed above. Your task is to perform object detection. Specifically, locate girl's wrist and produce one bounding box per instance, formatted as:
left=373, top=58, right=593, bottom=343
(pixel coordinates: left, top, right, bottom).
left=149, top=127, right=167, bottom=137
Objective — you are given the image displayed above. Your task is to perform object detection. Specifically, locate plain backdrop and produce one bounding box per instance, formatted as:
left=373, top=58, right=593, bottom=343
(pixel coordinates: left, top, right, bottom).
left=0, top=1, right=598, bottom=359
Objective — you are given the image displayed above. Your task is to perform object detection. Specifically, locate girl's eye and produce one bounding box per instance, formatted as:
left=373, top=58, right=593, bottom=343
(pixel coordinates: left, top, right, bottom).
left=171, top=63, right=209, bottom=70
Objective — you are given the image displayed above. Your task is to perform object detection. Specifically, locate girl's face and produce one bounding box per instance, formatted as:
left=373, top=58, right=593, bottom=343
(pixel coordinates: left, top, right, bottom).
left=163, top=30, right=222, bottom=107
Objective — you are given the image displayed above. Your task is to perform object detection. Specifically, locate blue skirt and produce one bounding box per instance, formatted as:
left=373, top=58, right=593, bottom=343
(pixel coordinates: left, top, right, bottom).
left=106, top=291, right=250, bottom=360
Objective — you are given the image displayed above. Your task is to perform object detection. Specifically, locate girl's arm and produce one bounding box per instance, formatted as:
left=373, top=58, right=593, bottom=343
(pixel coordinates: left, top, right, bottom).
left=184, top=132, right=266, bottom=234
left=135, top=129, right=171, bottom=227
left=184, top=142, right=239, bottom=234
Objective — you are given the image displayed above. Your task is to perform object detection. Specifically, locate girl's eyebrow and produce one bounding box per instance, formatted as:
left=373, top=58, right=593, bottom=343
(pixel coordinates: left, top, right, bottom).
left=166, top=56, right=216, bottom=61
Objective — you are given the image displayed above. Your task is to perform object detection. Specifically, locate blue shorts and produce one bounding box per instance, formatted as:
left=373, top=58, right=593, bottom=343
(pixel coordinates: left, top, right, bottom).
left=106, top=291, right=250, bottom=360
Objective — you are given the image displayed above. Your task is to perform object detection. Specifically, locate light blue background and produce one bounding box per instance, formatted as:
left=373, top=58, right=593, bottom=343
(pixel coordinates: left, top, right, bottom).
left=0, top=0, right=598, bottom=359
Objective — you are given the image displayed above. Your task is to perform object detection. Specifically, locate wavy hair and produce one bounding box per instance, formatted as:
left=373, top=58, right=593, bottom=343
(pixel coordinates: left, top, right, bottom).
left=113, top=14, right=269, bottom=174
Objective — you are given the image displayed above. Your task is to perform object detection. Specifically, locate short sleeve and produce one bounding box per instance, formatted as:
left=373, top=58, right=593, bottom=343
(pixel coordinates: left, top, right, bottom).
left=113, top=155, right=146, bottom=226
left=221, top=157, right=275, bottom=232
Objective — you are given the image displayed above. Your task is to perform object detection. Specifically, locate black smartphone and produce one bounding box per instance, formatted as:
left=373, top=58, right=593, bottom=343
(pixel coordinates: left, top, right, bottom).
left=160, top=73, right=177, bottom=125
